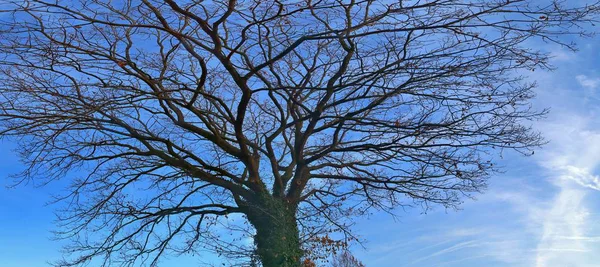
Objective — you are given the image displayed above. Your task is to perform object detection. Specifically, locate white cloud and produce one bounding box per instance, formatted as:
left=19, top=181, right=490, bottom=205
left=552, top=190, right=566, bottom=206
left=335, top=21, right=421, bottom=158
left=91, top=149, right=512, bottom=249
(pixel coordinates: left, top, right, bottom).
left=576, top=75, right=600, bottom=90
left=532, top=113, right=600, bottom=267
left=559, top=165, right=600, bottom=191
left=549, top=48, right=575, bottom=62
left=359, top=43, right=600, bottom=267
left=409, top=240, right=482, bottom=265
left=535, top=186, right=590, bottom=267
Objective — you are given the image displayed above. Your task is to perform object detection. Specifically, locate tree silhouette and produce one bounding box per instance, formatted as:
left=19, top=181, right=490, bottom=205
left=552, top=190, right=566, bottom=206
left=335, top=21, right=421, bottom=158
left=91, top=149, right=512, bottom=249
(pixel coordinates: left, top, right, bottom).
left=0, top=0, right=597, bottom=266
left=331, top=250, right=364, bottom=267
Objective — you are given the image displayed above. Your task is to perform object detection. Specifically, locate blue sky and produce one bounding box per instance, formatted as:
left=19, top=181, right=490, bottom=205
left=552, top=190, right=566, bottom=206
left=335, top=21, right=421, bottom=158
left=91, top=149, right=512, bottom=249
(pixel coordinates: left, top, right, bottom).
left=348, top=38, right=600, bottom=266
left=1, top=8, right=600, bottom=267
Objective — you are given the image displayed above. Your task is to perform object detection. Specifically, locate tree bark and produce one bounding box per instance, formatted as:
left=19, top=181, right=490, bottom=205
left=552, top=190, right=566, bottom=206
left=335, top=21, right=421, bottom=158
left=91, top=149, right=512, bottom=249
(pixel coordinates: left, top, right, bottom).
left=246, top=194, right=303, bottom=267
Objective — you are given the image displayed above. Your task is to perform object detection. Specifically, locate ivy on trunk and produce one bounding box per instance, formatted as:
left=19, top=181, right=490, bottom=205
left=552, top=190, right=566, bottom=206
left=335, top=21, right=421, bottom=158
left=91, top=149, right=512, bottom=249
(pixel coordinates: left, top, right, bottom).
left=246, top=194, right=303, bottom=267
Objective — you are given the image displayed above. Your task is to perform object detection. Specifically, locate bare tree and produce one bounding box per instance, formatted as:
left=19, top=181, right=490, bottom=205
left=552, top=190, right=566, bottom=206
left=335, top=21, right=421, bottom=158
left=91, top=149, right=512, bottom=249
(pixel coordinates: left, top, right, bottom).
left=0, top=0, right=597, bottom=266
left=330, top=250, right=364, bottom=267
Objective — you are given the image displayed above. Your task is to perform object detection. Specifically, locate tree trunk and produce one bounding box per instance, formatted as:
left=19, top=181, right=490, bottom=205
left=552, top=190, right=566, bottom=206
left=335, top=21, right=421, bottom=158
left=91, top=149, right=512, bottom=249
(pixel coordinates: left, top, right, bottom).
left=246, top=194, right=303, bottom=267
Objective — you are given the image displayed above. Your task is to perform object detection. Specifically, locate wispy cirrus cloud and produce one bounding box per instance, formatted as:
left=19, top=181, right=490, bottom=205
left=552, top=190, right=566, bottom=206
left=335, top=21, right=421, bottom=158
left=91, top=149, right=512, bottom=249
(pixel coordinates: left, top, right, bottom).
left=408, top=240, right=482, bottom=265
left=576, top=75, right=600, bottom=90
left=533, top=112, right=600, bottom=267
left=354, top=41, right=600, bottom=267
left=358, top=113, right=600, bottom=267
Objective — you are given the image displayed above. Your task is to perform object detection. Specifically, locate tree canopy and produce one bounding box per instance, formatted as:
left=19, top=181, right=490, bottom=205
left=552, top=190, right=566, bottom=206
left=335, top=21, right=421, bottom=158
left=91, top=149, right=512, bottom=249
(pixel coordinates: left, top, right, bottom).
left=0, top=0, right=597, bottom=266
